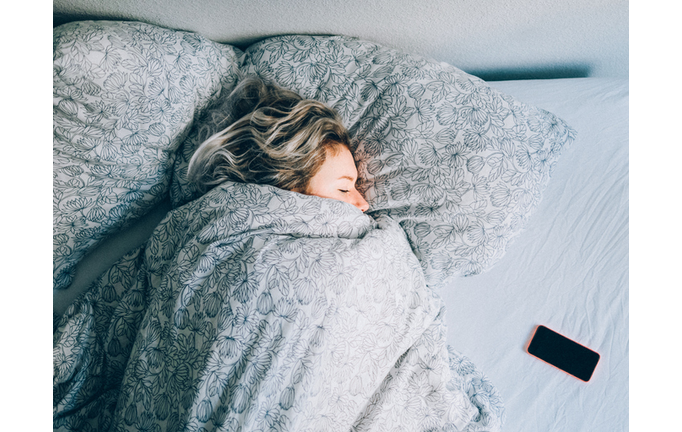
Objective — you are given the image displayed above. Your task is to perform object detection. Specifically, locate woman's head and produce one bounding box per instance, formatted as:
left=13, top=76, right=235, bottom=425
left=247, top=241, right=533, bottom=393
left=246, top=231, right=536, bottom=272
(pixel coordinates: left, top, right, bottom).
left=303, top=144, right=369, bottom=212
left=188, top=77, right=368, bottom=212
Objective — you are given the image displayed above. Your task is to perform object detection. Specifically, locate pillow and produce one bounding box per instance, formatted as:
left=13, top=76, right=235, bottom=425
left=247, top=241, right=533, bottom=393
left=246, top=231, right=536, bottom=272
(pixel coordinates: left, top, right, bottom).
left=238, top=35, right=576, bottom=286
left=53, top=20, right=243, bottom=290
left=167, top=34, right=574, bottom=286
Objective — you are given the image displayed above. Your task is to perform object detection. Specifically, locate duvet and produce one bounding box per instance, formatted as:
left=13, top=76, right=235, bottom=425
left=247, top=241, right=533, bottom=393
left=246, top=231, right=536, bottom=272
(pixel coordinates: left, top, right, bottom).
left=54, top=181, right=503, bottom=431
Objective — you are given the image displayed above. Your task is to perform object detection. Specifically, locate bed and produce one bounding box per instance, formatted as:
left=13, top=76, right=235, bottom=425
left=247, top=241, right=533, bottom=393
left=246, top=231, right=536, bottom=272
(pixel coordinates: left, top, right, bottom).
left=52, top=20, right=628, bottom=432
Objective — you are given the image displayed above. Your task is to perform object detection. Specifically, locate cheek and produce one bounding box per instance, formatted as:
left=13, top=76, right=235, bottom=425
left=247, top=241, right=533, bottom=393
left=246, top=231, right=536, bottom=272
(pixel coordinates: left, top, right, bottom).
left=339, top=194, right=355, bottom=205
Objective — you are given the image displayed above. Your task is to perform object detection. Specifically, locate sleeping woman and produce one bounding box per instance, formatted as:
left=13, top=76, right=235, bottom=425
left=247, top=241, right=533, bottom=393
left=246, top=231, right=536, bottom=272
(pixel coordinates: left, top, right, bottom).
left=187, top=77, right=369, bottom=212
left=54, top=76, right=503, bottom=432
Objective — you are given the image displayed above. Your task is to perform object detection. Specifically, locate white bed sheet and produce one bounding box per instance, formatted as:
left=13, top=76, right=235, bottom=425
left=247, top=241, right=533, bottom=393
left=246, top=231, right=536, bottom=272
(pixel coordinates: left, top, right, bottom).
left=438, top=78, right=629, bottom=431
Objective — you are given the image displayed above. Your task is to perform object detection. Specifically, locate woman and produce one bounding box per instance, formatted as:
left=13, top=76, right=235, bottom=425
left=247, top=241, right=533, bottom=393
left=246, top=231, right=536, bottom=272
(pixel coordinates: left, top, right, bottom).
left=187, top=77, right=369, bottom=212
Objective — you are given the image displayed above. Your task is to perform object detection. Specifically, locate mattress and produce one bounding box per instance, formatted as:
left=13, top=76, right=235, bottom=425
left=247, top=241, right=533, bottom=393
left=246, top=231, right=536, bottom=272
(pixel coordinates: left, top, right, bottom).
left=439, top=77, right=629, bottom=431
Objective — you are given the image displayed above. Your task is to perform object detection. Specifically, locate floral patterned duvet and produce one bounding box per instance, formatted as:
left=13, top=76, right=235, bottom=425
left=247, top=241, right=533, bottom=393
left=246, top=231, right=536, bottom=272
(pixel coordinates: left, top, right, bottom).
left=54, top=181, right=503, bottom=431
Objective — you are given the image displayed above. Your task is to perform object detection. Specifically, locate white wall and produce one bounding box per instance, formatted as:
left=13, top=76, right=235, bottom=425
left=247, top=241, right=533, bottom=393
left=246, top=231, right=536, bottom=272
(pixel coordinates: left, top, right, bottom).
left=53, top=0, right=628, bottom=79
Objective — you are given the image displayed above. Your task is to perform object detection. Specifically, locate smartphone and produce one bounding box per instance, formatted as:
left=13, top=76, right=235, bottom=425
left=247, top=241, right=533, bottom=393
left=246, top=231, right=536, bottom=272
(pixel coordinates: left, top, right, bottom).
left=526, top=325, right=600, bottom=382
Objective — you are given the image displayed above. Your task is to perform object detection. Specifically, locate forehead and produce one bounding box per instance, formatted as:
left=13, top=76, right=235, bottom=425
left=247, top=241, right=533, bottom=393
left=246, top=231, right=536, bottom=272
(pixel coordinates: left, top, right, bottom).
left=320, top=145, right=357, bottom=179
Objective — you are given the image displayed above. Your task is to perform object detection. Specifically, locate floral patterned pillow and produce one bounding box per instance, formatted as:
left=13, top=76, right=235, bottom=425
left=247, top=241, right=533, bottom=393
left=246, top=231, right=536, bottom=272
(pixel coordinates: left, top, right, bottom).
left=232, top=35, right=576, bottom=286
left=53, top=20, right=243, bottom=290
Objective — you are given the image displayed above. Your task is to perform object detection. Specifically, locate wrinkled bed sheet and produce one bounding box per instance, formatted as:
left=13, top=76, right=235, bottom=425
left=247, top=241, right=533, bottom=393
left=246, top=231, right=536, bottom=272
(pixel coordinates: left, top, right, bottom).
left=439, top=78, right=629, bottom=432
left=54, top=181, right=504, bottom=431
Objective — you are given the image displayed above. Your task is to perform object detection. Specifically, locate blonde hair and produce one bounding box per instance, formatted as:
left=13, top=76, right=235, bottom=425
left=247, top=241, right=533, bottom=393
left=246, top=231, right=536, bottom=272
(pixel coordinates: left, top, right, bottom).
left=187, top=77, right=350, bottom=193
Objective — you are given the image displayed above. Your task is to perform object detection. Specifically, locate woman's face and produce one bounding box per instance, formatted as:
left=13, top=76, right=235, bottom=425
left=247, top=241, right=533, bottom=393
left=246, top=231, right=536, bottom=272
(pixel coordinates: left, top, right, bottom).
left=304, top=145, right=369, bottom=212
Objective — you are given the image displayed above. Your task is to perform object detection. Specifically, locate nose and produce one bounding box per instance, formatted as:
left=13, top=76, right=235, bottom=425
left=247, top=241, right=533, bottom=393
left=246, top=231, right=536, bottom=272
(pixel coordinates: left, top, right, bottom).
left=352, top=189, right=369, bottom=212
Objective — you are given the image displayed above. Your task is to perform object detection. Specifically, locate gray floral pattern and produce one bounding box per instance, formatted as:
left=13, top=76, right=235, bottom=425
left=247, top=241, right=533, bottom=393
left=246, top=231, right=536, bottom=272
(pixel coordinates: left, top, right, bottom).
left=54, top=246, right=148, bottom=432
left=53, top=20, right=243, bottom=290
left=52, top=21, right=584, bottom=432
left=54, top=182, right=504, bottom=431
left=232, top=35, right=575, bottom=284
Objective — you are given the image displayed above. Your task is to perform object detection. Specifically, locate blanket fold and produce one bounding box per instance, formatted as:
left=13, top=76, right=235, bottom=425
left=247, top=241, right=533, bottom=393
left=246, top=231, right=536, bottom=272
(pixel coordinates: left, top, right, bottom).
left=54, top=182, right=503, bottom=431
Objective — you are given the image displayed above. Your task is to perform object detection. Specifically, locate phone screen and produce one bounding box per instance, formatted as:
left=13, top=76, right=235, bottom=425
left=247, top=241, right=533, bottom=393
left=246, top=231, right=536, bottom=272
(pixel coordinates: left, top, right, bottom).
left=527, top=325, right=600, bottom=382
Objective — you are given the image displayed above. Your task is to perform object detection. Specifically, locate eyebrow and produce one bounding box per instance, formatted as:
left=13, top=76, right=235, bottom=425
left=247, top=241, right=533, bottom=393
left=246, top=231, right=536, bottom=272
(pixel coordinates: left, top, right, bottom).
left=338, top=175, right=356, bottom=182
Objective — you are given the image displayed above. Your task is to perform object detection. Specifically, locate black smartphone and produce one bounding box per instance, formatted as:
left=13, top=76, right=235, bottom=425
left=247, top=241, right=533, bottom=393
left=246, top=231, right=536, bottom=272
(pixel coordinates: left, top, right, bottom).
left=527, top=325, right=600, bottom=382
